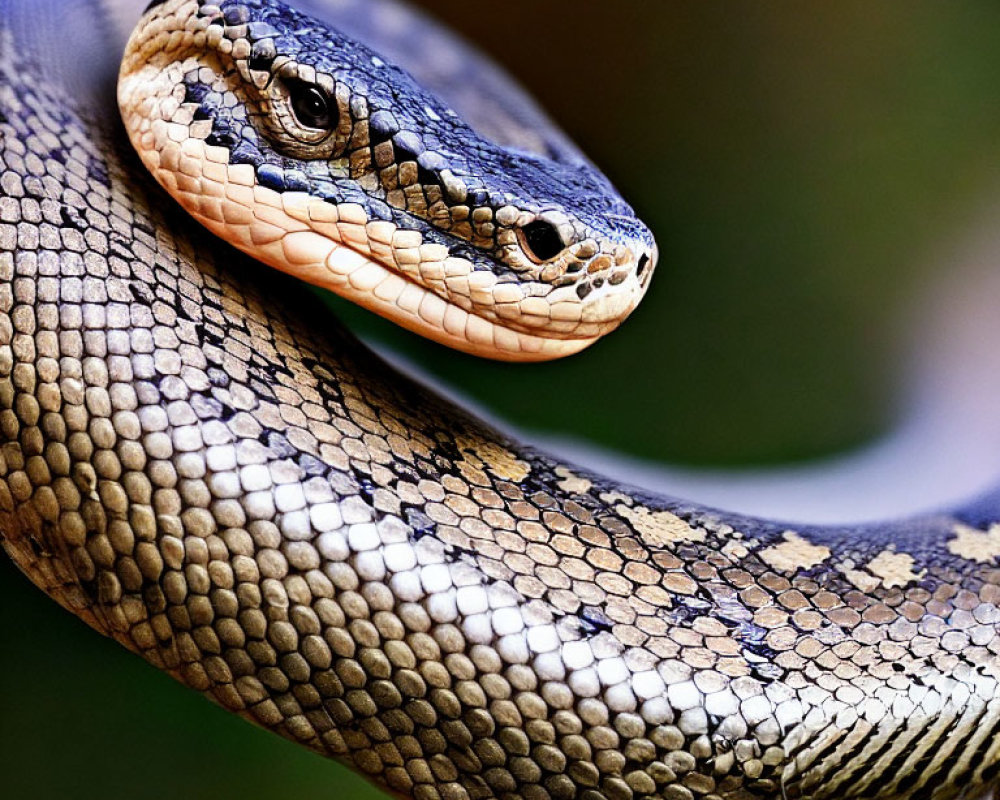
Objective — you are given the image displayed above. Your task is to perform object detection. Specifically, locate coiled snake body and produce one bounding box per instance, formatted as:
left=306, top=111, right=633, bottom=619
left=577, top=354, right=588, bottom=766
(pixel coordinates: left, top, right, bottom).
left=2, top=1, right=1000, bottom=799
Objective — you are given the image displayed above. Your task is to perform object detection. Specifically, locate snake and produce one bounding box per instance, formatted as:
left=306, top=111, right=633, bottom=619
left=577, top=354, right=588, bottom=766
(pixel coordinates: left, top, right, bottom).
left=2, top=0, right=1000, bottom=798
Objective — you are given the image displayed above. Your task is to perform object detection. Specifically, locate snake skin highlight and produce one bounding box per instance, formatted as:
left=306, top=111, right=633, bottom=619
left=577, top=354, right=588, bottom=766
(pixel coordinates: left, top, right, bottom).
left=3, top=1, right=1000, bottom=799
left=117, top=0, right=658, bottom=361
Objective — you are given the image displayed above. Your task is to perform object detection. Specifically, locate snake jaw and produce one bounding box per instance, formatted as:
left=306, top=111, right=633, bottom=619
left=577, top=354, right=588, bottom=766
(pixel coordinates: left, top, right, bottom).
left=117, top=0, right=658, bottom=359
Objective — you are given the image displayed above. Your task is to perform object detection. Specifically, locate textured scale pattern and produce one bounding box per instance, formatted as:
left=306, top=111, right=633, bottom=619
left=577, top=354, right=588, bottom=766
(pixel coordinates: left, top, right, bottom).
left=3, top=1, right=1000, bottom=799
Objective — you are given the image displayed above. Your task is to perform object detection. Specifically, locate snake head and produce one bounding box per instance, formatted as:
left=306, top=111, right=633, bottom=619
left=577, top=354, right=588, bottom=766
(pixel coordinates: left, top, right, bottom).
left=118, top=0, right=658, bottom=361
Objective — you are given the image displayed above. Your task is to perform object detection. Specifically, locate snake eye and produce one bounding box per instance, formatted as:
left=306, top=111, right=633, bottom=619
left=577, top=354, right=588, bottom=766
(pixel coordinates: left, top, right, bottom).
left=520, top=220, right=566, bottom=262
left=286, top=79, right=336, bottom=131
left=264, top=72, right=350, bottom=157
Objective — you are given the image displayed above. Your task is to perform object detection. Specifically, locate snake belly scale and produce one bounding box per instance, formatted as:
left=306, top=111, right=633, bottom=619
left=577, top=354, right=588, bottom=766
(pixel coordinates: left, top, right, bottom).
left=3, top=1, right=1000, bottom=799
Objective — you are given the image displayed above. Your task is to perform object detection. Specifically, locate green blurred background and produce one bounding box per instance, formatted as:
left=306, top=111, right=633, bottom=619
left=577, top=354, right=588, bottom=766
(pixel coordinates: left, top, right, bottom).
left=4, top=1, right=1000, bottom=797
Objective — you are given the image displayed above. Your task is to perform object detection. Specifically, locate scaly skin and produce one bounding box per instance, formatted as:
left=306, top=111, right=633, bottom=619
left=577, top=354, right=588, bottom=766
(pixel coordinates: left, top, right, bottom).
left=2, top=1, right=1000, bottom=799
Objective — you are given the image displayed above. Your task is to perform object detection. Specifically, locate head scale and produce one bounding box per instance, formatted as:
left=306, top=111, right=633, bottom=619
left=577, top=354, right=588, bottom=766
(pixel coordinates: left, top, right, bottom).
left=119, top=0, right=658, bottom=360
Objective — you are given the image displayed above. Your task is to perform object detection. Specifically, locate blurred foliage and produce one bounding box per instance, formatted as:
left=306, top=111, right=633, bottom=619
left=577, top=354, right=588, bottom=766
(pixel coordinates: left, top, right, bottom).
left=4, top=2, right=1000, bottom=798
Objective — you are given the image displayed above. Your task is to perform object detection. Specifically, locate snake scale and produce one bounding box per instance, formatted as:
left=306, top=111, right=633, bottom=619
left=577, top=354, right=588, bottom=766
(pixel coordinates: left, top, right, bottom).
left=3, top=0, right=1000, bottom=798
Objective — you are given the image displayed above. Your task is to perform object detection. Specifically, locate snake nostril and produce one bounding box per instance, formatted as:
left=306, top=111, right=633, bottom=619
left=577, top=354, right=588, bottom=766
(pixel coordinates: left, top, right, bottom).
left=637, top=252, right=651, bottom=279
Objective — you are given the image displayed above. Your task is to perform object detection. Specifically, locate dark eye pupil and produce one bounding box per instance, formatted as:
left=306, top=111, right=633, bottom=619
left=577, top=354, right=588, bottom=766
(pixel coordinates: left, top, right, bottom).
left=521, top=220, right=565, bottom=262
left=288, top=80, right=335, bottom=130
